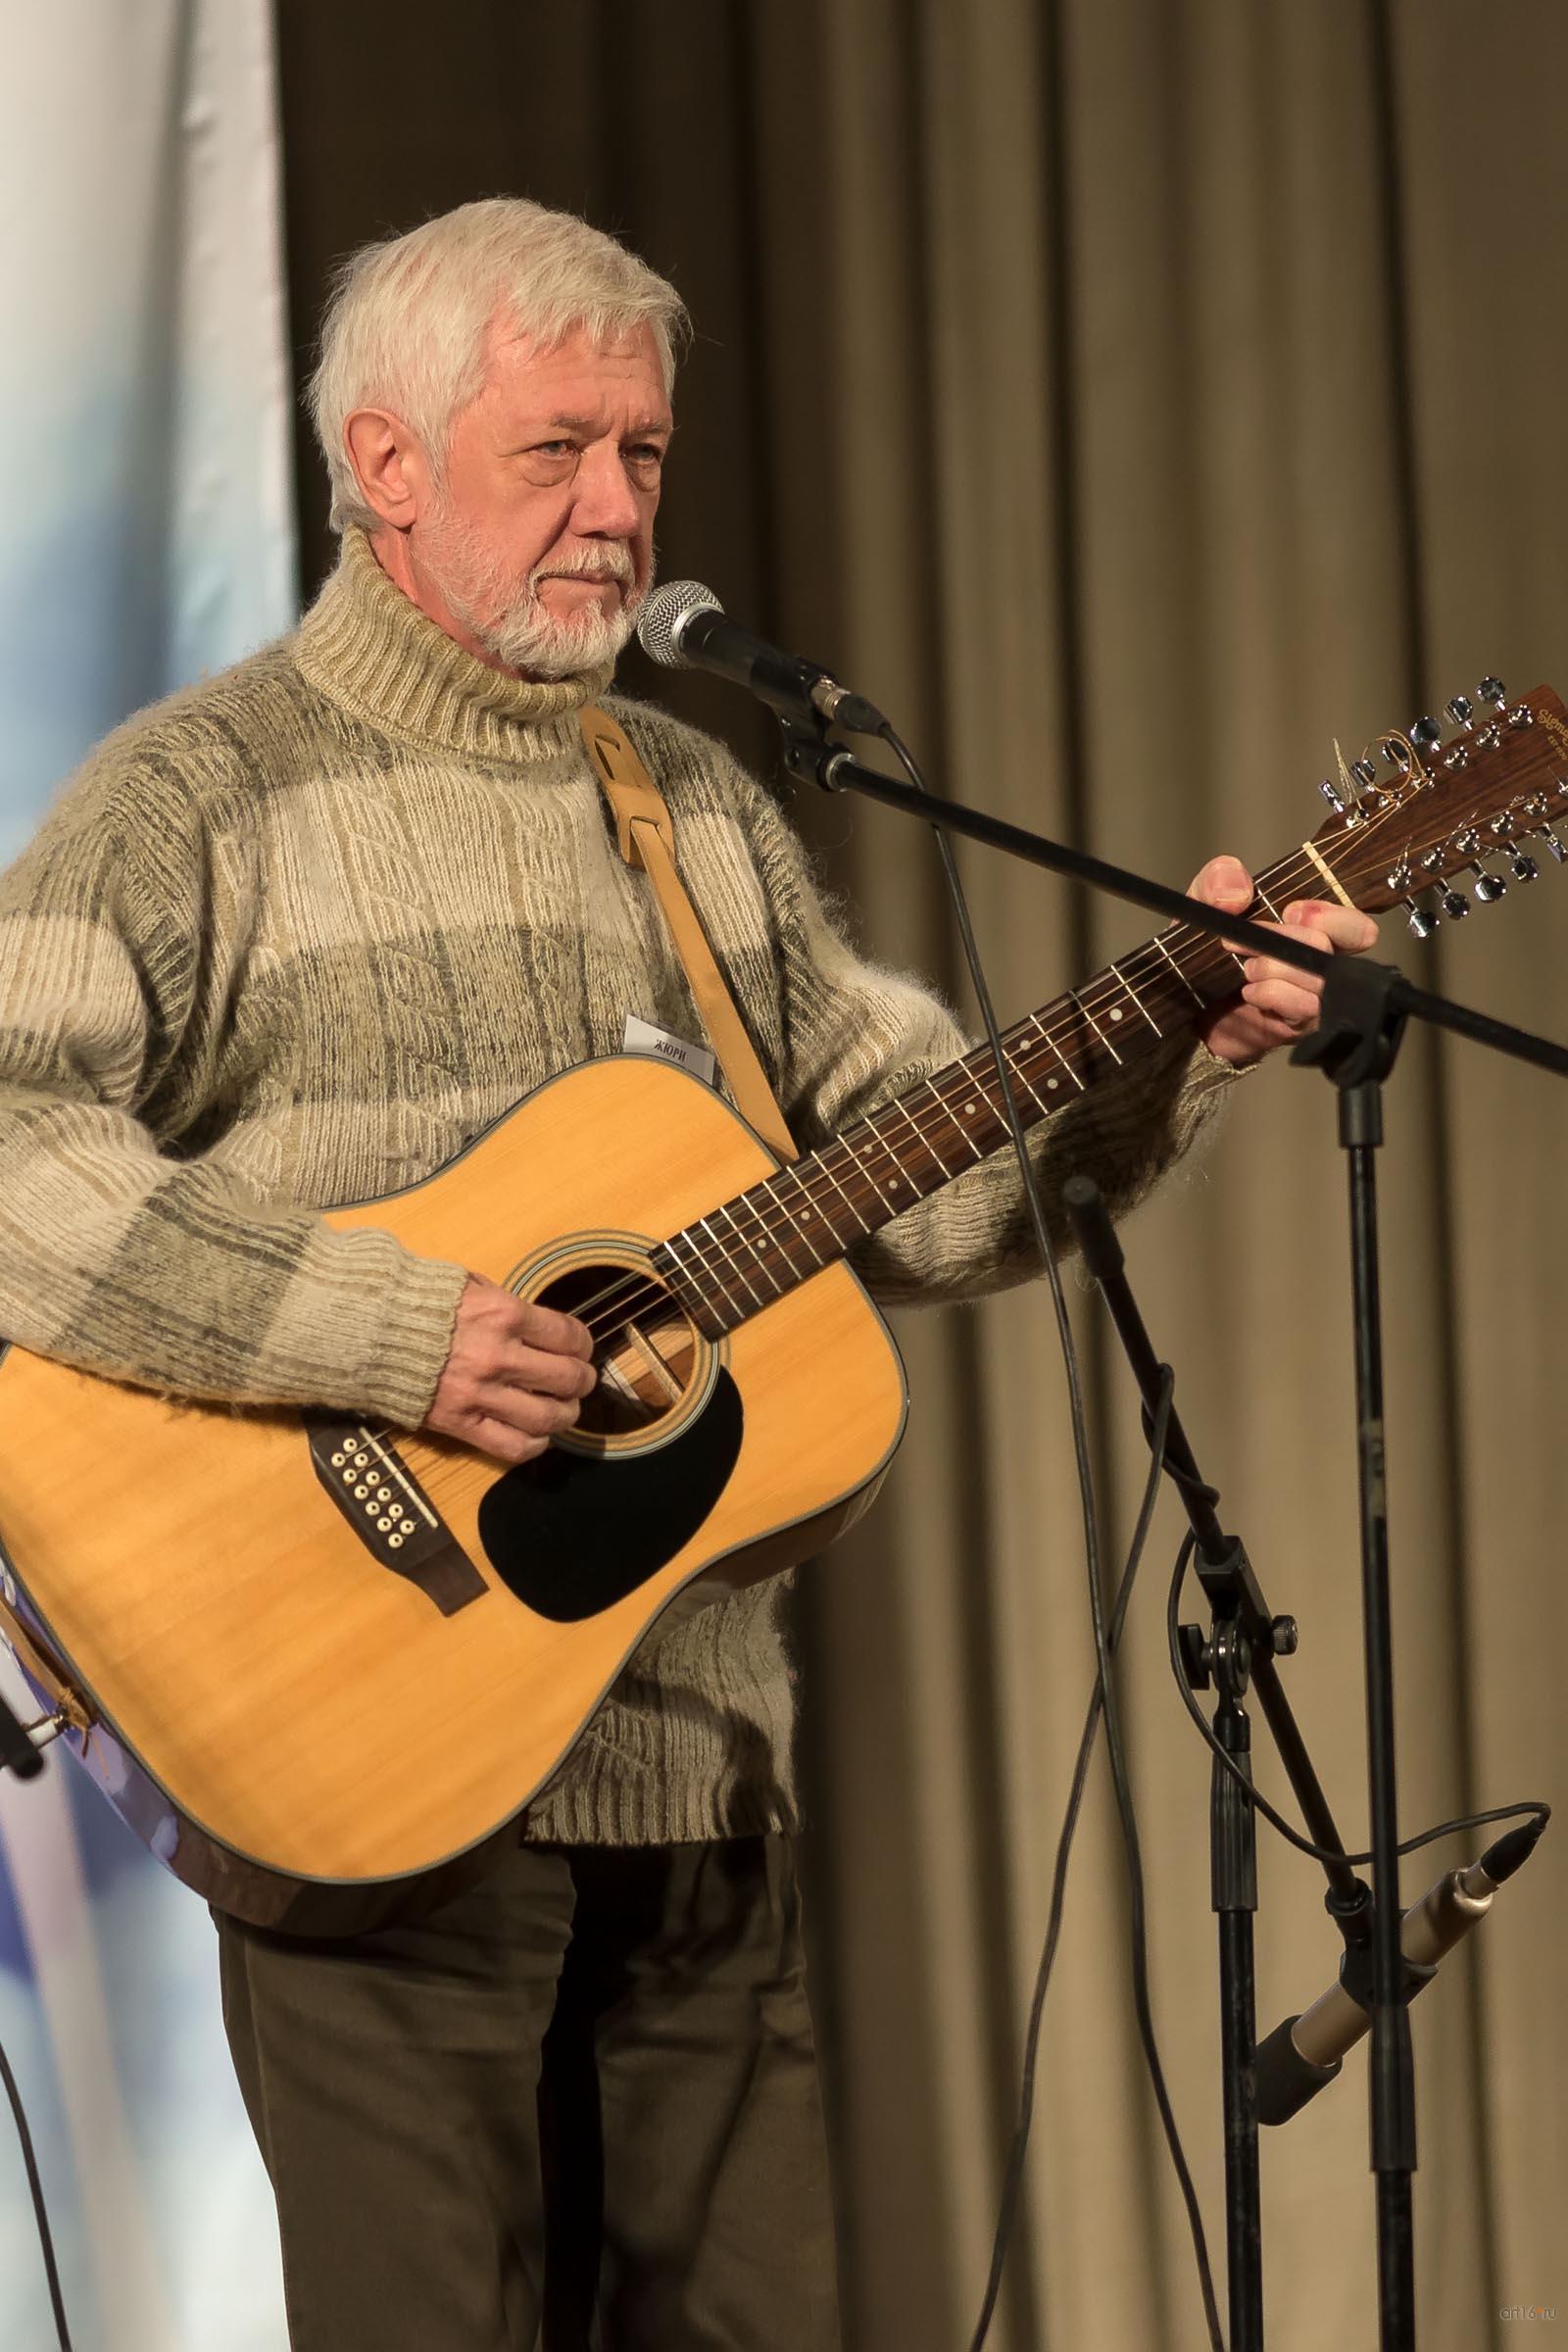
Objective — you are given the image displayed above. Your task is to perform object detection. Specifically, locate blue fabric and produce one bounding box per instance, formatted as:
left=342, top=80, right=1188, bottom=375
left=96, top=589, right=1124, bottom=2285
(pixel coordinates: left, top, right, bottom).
left=0, top=4, right=296, bottom=2342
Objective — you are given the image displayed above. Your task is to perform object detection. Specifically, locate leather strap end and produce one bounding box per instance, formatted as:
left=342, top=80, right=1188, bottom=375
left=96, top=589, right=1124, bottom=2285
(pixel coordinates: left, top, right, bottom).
left=581, top=716, right=675, bottom=867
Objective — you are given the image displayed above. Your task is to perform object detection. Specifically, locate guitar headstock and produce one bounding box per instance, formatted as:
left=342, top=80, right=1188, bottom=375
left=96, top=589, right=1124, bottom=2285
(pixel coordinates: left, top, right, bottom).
left=1308, top=681, right=1568, bottom=935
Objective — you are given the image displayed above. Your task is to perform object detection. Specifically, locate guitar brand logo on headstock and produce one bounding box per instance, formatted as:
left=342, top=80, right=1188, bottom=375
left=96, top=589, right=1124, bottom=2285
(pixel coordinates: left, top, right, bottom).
left=1535, top=709, right=1568, bottom=763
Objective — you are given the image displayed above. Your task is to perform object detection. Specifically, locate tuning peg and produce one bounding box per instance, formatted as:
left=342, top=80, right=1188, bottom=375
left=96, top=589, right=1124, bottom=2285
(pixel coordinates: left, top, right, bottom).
left=1350, top=757, right=1378, bottom=792
left=1478, top=675, right=1506, bottom=709
left=1438, top=884, right=1470, bottom=919
left=1409, top=715, right=1443, bottom=757
left=1509, top=849, right=1539, bottom=882
left=1521, top=792, right=1567, bottom=860
left=1320, top=778, right=1347, bottom=815
left=1403, top=898, right=1440, bottom=939
left=1446, top=695, right=1473, bottom=729
left=1454, top=826, right=1507, bottom=902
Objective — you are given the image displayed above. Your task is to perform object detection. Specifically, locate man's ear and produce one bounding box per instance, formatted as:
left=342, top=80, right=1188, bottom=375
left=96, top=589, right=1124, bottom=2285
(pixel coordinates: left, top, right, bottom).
left=342, top=408, right=428, bottom=529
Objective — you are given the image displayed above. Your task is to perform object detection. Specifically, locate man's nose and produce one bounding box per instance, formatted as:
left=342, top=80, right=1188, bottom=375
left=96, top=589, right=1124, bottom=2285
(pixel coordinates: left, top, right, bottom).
left=570, top=445, right=645, bottom=537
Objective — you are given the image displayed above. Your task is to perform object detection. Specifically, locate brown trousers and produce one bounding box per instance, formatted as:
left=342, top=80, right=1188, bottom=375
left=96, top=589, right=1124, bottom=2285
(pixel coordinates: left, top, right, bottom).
left=216, top=1835, right=841, bottom=2351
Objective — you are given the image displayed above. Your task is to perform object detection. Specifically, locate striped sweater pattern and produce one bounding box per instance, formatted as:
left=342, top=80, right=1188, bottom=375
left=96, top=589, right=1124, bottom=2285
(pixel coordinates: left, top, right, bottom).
left=0, top=529, right=1237, bottom=1844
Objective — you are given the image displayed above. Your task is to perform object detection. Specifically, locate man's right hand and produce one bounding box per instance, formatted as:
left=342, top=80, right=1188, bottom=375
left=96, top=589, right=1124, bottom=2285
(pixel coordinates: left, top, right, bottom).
left=422, top=1275, right=596, bottom=1464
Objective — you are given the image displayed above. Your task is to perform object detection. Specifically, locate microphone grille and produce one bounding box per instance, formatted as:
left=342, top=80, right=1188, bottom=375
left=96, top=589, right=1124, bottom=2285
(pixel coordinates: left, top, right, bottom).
left=637, top=580, right=722, bottom=670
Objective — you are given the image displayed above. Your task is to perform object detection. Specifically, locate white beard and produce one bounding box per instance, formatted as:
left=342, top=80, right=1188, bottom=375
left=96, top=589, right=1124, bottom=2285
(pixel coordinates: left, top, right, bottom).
left=420, top=514, right=649, bottom=679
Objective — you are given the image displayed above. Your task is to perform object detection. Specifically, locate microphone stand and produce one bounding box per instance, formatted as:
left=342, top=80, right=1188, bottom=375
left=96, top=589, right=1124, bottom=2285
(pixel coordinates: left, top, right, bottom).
left=1059, top=1170, right=1368, bottom=2352
left=1283, top=956, right=1545, bottom=2349
left=772, top=716, right=1568, bottom=2351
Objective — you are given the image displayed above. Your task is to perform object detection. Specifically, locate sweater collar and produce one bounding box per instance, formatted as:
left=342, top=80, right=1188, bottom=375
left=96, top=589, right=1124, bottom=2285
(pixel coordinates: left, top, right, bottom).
left=294, top=527, right=614, bottom=764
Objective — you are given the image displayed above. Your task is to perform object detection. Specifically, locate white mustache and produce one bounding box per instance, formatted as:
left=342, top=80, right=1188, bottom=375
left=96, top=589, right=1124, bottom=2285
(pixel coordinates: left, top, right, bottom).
left=533, top=547, right=634, bottom=586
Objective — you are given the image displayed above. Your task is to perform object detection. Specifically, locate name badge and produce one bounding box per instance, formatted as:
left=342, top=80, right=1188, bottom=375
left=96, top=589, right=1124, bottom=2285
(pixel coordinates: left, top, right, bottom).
left=621, top=1013, right=717, bottom=1088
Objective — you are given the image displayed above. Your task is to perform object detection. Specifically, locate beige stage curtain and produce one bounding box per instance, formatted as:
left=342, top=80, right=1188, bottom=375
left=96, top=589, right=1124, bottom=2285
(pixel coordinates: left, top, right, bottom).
left=739, top=5, right=1568, bottom=2346
left=276, top=2, right=1567, bottom=2342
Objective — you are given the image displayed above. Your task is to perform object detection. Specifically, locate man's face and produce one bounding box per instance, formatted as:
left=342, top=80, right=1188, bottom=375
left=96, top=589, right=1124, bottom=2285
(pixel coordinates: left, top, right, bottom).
left=411, top=317, right=671, bottom=679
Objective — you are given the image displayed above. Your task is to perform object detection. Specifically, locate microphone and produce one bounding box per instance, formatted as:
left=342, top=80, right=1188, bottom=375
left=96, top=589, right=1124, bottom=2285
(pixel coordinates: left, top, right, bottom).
left=1254, top=1817, right=1544, bottom=2125
left=637, top=581, right=888, bottom=736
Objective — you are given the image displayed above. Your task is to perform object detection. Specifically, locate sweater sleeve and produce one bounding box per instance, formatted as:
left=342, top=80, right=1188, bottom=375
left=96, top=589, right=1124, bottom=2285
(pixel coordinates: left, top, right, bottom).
left=736, top=770, right=1246, bottom=1307
left=0, top=760, right=466, bottom=1423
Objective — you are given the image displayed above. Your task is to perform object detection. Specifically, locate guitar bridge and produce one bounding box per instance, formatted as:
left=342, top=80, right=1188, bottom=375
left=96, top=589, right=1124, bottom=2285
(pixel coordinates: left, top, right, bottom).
left=303, top=1415, right=486, bottom=1617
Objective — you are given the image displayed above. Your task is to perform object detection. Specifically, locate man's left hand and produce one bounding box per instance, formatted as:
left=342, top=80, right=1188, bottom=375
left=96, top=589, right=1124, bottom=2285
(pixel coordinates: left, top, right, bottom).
left=1187, top=855, right=1380, bottom=1069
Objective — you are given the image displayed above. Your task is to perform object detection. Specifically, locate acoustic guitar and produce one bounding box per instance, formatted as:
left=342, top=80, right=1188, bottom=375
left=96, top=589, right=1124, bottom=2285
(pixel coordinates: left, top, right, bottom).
left=0, top=686, right=1561, bottom=1929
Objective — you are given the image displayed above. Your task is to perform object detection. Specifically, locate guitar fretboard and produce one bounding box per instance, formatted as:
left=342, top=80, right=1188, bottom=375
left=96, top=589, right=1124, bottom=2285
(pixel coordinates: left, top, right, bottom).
left=654, top=845, right=1326, bottom=1337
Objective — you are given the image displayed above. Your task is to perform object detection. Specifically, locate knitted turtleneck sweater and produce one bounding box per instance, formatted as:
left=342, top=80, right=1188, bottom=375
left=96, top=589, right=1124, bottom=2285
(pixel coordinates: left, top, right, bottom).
left=0, top=530, right=1238, bottom=1844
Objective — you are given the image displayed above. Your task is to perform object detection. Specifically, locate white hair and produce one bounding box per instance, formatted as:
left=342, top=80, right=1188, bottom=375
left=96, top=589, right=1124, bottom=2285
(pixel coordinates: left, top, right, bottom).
left=309, top=197, right=689, bottom=534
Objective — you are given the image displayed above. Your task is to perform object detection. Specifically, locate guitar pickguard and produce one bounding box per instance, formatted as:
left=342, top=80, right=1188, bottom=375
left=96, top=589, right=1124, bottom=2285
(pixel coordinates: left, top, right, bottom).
left=476, top=1368, right=745, bottom=1622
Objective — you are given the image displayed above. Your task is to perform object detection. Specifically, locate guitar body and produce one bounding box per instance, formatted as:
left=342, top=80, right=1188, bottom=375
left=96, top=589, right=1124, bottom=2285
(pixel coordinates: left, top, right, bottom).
left=0, top=1054, right=907, bottom=1930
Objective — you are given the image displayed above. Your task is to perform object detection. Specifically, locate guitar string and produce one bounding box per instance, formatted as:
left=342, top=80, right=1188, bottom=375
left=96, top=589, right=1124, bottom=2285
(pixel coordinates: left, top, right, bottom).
left=420, top=820, right=1421, bottom=1374
left=355, top=776, right=1514, bottom=1456
left=579, top=842, right=1338, bottom=1308
left=495, top=740, right=1549, bottom=1373
left=384, top=842, right=1355, bottom=1455
left=375, top=818, right=1419, bottom=1477
left=544, top=826, right=1383, bottom=1334
left=614, top=783, right=1449, bottom=1329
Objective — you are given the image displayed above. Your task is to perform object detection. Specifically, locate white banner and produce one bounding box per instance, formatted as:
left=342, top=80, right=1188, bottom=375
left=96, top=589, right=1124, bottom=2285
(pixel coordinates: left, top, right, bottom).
left=0, top=2, right=295, bottom=2343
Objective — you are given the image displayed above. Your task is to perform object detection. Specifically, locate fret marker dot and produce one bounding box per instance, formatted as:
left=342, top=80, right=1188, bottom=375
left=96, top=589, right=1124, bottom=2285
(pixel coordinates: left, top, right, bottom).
left=1047, top=1077, right=1059, bottom=1090
left=1110, top=1007, right=1124, bottom=1021
left=964, top=1101, right=977, bottom=1115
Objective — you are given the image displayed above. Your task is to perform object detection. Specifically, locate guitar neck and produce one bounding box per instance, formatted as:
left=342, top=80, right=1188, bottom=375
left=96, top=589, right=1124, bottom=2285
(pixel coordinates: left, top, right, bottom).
left=656, top=842, right=1322, bottom=1336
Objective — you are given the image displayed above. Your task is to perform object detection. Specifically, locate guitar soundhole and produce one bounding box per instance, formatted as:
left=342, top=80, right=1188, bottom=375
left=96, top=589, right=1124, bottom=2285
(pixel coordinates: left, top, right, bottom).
left=533, top=1259, right=708, bottom=1445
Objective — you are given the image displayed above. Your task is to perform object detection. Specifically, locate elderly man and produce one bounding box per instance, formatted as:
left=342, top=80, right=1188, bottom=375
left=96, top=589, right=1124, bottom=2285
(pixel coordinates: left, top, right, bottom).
left=0, top=198, right=1371, bottom=2349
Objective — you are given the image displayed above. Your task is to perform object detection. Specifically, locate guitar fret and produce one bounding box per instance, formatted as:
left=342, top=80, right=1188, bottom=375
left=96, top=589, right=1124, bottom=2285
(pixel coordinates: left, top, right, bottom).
left=925, top=1074, right=986, bottom=1161
left=835, top=1136, right=901, bottom=1215
left=1031, top=1013, right=1088, bottom=1094
left=700, top=1212, right=767, bottom=1311
left=1152, top=933, right=1205, bottom=1006
left=812, top=1150, right=874, bottom=1234
left=783, top=1161, right=851, bottom=1250
left=681, top=1225, right=750, bottom=1321
left=761, top=1172, right=827, bottom=1267
left=725, top=1193, right=795, bottom=1292
left=658, top=1229, right=727, bottom=1328
left=1070, top=988, right=1123, bottom=1066
left=878, top=1093, right=959, bottom=1180
left=688, top=1226, right=751, bottom=1321
left=1108, top=956, right=1163, bottom=1036
left=1000, top=1047, right=1053, bottom=1116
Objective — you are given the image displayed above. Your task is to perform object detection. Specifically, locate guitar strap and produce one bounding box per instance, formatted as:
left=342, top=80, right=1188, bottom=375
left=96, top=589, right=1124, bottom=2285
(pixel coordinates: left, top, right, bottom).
left=578, top=705, right=799, bottom=1163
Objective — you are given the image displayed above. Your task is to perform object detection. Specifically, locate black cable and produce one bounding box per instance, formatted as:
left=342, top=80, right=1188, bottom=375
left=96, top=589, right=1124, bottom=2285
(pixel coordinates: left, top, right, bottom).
left=0, top=2025, right=74, bottom=2351
left=1165, top=1533, right=1551, bottom=1870
left=873, top=724, right=1224, bottom=2352
left=967, top=1371, right=1227, bottom=2352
